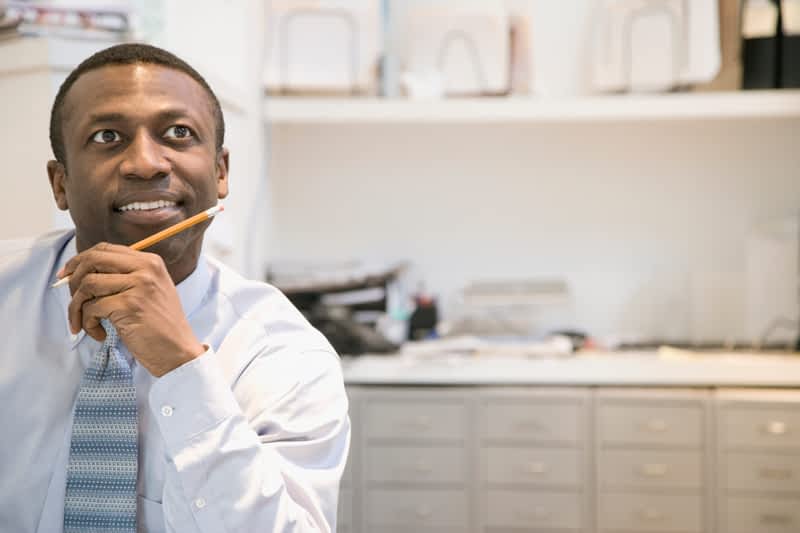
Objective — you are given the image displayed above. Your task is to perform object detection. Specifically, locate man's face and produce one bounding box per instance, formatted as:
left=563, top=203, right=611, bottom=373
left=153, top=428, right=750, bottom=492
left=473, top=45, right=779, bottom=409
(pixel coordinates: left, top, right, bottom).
left=48, top=63, right=228, bottom=276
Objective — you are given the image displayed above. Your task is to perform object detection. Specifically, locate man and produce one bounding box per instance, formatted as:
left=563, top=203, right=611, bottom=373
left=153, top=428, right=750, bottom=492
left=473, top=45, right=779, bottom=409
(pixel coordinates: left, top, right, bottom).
left=0, top=43, right=349, bottom=532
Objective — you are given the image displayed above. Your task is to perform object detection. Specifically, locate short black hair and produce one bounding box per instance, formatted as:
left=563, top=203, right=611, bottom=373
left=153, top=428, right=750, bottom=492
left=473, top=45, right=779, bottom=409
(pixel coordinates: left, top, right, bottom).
left=49, top=42, right=225, bottom=164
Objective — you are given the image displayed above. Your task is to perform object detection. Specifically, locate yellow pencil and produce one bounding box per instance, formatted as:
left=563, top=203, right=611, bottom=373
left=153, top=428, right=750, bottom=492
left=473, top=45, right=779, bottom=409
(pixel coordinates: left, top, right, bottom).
left=51, top=204, right=224, bottom=288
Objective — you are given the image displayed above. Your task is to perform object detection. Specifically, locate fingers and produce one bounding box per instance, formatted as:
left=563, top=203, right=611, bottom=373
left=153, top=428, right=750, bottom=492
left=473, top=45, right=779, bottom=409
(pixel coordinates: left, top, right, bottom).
left=59, top=242, right=136, bottom=279
left=62, top=246, right=165, bottom=294
left=62, top=243, right=171, bottom=340
left=67, top=273, right=135, bottom=335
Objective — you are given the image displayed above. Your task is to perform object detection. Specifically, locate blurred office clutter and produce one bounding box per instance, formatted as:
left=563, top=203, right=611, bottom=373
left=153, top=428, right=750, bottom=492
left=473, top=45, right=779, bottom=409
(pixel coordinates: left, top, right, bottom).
left=4, top=1, right=132, bottom=40
left=741, top=0, right=800, bottom=88
left=267, top=260, right=409, bottom=354
left=439, top=279, right=573, bottom=338
left=745, top=212, right=800, bottom=350
left=261, top=0, right=800, bottom=97
left=393, top=3, right=512, bottom=97
left=263, top=0, right=382, bottom=95
left=590, top=0, right=721, bottom=92
left=0, top=1, right=22, bottom=42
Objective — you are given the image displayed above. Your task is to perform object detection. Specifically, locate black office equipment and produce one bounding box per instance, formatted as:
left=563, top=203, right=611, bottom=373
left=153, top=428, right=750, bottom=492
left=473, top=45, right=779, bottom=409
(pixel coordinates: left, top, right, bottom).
left=781, top=0, right=800, bottom=87
left=742, top=0, right=781, bottom=89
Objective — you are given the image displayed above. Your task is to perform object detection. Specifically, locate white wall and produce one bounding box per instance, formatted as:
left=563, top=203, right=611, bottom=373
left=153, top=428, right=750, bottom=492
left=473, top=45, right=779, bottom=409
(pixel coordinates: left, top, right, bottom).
left=267, top=117, right=800, bottom=344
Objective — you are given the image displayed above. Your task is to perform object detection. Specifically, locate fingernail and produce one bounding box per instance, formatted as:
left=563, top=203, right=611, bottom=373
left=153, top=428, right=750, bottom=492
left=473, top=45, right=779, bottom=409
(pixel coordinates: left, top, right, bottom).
left=56, top=268, right=64, bottom=278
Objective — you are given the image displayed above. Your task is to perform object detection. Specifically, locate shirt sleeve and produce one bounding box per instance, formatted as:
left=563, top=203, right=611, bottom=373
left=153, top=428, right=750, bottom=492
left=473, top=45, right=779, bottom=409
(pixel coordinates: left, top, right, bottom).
left=147, top=346, right=350, bottom=533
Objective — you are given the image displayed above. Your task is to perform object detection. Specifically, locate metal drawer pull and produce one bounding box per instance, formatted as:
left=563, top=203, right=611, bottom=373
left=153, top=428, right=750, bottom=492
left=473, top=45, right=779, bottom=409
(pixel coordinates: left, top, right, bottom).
left=636, top=508, right=666, bottom=522
left=515, top=420, right=544, bottom=432
left=402, top=416, right=432, bottom=430
left=760, top=513, right=793, bottom=525
left=638, top=419, right=668, bottom=433
left=763, top=421, right=789, bottom=436
left=638, top=463, right=669, bottom=477
left=412, top=461, right=433, bottom=474
left=760, top=467, right=793, bottom=480
left=523, top=461, right=548, bottom=475
left=414, top=506, right=433, bottom=520
left=515, top=506, right=550, bottom=521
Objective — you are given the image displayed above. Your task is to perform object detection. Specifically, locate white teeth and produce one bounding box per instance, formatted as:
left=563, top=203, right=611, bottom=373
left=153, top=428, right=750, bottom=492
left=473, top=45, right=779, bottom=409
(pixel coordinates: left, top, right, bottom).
left=119, top=200, right=177, bottom=212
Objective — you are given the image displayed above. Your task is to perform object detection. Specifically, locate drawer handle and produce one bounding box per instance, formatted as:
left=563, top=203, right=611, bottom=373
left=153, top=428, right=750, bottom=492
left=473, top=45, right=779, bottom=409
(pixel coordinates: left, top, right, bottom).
left=760, top=467, right=793, bottom=480
left=638, top=463, right=669, bottom=477
left=414, top=506, right=434, bottom=520
left=638, top=419, right=668, bottom=433
left=636, top=508, right=666, bottom=522
left=412, top=461, right=433, bottom=475
left=763, top=421, right=789, bottom=436
left=515, top=420, right=544, bottom=432
left=760, top=513, right=793, bottom=525
left=515, top=506, right=550, bottom=521
left=401, top=416, right=432, bottom=430
left=523, top=461, right=548, bottom=475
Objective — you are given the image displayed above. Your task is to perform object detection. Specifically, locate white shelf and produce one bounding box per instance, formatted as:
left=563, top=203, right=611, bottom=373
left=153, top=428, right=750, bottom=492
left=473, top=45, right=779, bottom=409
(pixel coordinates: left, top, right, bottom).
left=264, top=90, right=800, bottom=124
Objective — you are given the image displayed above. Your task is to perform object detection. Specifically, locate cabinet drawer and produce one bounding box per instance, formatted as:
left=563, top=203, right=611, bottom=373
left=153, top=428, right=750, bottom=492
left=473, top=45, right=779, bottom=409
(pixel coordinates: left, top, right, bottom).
left=483, top=402, right=583, bottom=444
left=722, top=495, right=800, bottom=533
left=598, top=492, right=703, bottom=532
left=724, top=452, right=800, bottom=493
left=364, top=400, right=466, bottom=441
left=720, top=407, right=800, bottom=450
left=486, top=489, right=583, bottom=530
left=365, top=488, right=468, bottom=529
left=337, top=488, right=352, bottom=531
left=483, top=447, right=582, bottom=487
left=597, top=405, right=703, bottom=447
left=598, top=449, right=703, bottom=489
left=366, top=445, right=466, bottom=484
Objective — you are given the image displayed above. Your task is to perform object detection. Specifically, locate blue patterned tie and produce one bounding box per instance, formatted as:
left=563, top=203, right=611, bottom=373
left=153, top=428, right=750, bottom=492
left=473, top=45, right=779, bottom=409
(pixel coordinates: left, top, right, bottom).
left=64, top=318, right=138, bottom=532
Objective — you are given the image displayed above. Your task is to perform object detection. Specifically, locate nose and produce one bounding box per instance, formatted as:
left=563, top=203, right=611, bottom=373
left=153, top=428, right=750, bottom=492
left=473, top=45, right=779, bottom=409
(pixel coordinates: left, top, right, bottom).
left=119, top=130, right=171, bottom=179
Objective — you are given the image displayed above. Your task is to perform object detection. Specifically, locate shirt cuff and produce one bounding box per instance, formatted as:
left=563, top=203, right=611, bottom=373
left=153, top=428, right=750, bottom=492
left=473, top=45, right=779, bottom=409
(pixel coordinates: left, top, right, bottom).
left=148, top=347, right=241, bottom=457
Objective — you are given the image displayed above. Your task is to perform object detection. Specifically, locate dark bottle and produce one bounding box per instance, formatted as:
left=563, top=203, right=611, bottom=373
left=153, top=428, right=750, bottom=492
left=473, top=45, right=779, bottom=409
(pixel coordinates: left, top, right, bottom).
left=408, top=293, right=438, bottom=341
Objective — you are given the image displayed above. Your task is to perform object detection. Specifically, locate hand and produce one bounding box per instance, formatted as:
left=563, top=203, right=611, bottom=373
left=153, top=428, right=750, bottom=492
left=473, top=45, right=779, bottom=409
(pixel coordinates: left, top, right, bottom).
left=60, top=242, right=206, bottom=377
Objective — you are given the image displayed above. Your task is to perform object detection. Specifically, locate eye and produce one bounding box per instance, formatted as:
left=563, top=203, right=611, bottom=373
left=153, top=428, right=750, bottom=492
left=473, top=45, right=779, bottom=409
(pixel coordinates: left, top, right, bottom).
left=91, top=129, right=122, bottom=144
left=164, top=125, right=194, bottom=140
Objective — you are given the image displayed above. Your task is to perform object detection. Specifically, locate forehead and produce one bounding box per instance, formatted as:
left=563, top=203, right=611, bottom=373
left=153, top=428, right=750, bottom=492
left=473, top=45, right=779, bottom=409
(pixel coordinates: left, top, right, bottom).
left=61, top=63, right=214, bottom=127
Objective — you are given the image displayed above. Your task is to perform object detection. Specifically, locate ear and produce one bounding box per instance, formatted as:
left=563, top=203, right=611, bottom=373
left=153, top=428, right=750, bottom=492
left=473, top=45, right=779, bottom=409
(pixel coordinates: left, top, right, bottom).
left=47, top=160, right=69, bottom=210
left=216, top=147, right=229, bottom=200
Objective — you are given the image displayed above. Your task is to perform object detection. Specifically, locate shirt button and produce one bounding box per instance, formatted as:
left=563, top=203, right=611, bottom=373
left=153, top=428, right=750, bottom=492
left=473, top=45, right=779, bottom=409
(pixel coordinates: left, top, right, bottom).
left=161, top=405, right=174, bottom=417
left=194, top=497, right=206, bottom=509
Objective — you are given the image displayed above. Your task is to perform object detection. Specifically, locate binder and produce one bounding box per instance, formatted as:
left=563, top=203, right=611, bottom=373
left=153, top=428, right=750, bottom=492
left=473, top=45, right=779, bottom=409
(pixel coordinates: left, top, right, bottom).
left=782, top=0, right=800, bottom=87
left=742, top=0, right=780, bottom=89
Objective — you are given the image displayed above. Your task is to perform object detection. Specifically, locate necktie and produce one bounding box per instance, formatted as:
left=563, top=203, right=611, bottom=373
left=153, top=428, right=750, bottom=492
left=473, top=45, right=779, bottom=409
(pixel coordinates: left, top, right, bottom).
left=64, top=318, right=138, bottom=532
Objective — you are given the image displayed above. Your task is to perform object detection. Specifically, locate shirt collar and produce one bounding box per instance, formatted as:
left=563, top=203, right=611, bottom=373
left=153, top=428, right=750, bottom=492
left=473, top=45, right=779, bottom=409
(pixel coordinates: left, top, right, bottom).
left=55, top=233, right=212, bottom=349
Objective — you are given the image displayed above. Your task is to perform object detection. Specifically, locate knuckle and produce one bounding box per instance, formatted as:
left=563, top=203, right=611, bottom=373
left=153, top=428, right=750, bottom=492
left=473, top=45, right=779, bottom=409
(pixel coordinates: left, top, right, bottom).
left=133, top=270, right=151, bottom=287
left=82, top=274, right=99, bottom=295
left=146, top=253, right=164, bottom=271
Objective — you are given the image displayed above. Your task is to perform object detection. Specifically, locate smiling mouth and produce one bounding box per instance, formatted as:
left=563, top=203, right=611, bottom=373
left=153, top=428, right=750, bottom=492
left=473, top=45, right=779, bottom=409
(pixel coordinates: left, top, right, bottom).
left=115, top=200, right=179, bottom=212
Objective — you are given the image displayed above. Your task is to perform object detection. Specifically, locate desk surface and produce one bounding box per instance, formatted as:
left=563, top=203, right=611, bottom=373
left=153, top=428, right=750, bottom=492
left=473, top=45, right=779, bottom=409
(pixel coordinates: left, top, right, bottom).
left=341, top=351, right=800, bottom=387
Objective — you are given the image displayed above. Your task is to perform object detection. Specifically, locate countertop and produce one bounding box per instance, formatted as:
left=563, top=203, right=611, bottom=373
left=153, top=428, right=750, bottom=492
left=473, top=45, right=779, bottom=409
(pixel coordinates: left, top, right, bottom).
left=341, top=350, right=800, bottom=387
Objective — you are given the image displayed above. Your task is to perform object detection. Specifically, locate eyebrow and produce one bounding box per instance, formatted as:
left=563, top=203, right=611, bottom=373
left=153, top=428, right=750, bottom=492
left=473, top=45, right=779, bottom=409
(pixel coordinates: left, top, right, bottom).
left=85, top=108, right=196, bottom=127
left=86, top=112, right=126, bottom=125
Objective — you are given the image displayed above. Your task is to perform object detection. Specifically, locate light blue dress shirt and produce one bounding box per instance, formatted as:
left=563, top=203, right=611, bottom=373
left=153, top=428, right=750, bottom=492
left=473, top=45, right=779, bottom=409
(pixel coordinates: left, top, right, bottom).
left=0, top=230, right=350, bottom=532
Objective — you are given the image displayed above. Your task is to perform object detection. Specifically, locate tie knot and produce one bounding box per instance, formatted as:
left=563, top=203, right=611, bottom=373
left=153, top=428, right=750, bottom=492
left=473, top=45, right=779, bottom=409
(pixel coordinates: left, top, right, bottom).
left=100, top=318, right=119, bottom=348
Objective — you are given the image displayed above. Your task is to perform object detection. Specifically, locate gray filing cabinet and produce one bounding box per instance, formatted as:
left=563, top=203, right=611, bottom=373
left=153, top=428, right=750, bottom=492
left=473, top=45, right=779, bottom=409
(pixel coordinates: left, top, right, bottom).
left=594, top=389, right=711, bottom=533
left=477, top=388, right=591, bottom=532
left=341, top=385, right=800, bottom=533
left=357, top=388, right=472, bottom=533
left=716, top=389, right=800, bottom=533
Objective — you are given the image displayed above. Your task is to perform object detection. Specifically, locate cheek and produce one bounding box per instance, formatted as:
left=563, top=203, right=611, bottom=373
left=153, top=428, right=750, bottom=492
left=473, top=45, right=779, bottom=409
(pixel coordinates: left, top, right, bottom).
left=181, top=160, right=222, bottom=198
left=64, top=168, right=114, bottom=211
